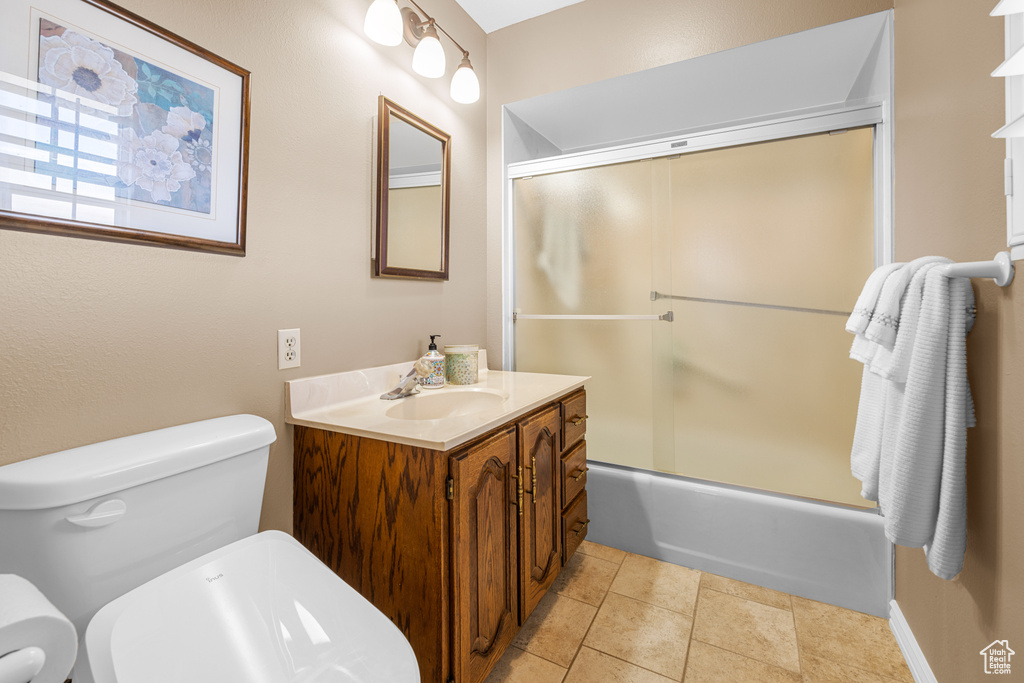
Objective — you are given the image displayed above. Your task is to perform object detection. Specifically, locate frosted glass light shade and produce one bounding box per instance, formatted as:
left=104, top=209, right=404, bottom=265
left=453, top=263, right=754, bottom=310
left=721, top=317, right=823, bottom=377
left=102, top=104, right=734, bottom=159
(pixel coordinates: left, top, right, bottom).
left=412, top=28, right=445, bottom=78
left=364, top=0, right=402, bottom=46
left=450, top=57, right=480, bottom=104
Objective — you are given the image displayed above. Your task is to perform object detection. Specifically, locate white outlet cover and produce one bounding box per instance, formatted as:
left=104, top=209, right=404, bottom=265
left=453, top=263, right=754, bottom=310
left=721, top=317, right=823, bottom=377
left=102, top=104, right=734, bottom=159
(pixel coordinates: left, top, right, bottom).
left=278, top=329, right=301, bottom=370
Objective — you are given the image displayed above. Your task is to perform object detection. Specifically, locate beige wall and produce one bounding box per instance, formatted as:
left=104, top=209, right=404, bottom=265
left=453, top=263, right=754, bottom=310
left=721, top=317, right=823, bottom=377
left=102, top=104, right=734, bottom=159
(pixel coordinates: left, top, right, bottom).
left=0, top=0, right=487, bottom=534
left=893, top=0, right=1024, bottom=680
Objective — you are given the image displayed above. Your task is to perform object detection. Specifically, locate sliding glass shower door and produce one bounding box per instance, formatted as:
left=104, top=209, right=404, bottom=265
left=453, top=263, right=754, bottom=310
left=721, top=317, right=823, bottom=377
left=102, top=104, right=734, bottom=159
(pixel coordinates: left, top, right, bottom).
left=513, top=159, right=673, bottom=473
left=513, top=128, right=876, bottom=507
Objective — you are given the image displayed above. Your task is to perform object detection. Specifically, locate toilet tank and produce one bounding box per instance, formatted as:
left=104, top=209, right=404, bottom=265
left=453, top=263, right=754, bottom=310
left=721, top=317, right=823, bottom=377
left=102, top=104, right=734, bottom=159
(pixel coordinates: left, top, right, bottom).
left=0, top=414, right=276, bottom=637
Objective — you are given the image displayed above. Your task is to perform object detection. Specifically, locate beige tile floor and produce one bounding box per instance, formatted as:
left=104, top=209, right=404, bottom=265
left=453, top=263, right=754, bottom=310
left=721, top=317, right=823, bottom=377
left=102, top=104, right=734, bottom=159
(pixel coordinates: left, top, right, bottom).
left=485, top=541, right=913, bottom=683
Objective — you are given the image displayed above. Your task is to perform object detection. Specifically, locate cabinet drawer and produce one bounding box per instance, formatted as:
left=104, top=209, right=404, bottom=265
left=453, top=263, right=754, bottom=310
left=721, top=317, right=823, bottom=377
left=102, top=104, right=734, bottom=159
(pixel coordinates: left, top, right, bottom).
left=560, top=441, right=587, bottom=510
left=561, top=491, right=588, bottom=563
left=561, top=390, right=587, bottom=453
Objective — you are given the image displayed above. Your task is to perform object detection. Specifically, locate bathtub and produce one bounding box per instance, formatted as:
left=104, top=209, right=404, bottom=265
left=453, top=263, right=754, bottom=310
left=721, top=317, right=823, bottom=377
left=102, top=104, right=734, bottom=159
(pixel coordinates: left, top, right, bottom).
left=586, top=461, right=893, bottom=618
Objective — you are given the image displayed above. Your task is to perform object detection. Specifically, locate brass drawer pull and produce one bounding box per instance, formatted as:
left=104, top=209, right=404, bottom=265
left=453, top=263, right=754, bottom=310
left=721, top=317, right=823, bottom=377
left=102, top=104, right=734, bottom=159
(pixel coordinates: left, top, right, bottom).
left=569, top=415, right=588, bottom=427
left=510, top=465, right=524, bottom=516
left=572, top=519, right=590, bottom=536
left=571, top=465, right=589, bottom=481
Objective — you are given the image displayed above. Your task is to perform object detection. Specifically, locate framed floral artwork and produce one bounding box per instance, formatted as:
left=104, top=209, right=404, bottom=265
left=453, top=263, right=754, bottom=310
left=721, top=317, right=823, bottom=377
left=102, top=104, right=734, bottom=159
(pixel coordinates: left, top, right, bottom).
left=0, top=0, right=250, bottom=254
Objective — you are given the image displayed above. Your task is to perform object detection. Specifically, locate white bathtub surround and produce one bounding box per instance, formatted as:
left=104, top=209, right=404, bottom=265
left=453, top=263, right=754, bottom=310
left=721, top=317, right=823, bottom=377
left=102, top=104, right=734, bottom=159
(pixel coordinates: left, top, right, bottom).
left=285, top=356, right=587, bottom=450
left=586, top=462, right=893, bottom=618
left=888, top=600, right=938, bottom=683
left=848, top=260, right=977, bottom=580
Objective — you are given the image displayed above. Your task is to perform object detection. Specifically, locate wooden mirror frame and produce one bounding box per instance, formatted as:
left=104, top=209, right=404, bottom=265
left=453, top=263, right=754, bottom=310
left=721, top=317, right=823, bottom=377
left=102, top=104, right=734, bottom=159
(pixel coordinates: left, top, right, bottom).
left=373, top=96, right=451, bottom=280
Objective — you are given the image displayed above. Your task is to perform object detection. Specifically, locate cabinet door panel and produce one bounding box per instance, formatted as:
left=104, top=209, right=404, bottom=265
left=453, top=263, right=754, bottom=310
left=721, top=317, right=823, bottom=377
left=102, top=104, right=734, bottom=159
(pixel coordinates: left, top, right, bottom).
left=451, top=428, right=519, bottom=683
left=518, top=405, right=562, bottom=621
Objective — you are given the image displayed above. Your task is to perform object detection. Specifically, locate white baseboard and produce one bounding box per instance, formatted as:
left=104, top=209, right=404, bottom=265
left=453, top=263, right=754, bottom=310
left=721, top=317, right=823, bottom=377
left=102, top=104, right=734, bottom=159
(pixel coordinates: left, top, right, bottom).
left=889, top=600, right=938, bottom=683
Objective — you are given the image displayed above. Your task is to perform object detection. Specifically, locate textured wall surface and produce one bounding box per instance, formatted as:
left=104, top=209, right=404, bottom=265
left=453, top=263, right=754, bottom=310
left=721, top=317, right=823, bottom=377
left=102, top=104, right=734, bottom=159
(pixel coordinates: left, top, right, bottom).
left=0, top=0, right=488, bottom=534
left=893, top=0, right=1024, bottom=680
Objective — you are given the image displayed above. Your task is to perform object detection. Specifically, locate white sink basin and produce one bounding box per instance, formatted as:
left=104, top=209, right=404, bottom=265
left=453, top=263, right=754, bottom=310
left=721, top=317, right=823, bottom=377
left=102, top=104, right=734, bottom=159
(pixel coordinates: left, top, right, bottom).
left=385, top=389, right=508, bottom=421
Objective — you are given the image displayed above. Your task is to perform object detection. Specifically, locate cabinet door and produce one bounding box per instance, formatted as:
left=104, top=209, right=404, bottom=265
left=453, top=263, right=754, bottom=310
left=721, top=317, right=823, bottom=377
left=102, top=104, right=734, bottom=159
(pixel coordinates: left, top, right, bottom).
left=518, top=405, right=562, bottom=621
left=450, top=427, right=519, bottom=683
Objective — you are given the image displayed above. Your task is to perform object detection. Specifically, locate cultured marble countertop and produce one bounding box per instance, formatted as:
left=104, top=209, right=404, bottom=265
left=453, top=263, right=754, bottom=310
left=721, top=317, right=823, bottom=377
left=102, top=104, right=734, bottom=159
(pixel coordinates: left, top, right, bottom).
left=285, top=359, right=588, bottom=451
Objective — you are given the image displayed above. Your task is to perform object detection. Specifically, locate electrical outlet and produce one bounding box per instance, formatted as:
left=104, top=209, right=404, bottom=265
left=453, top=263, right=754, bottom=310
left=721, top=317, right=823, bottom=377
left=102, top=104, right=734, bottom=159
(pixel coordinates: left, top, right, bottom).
left=278, top=329, right=301, bottom=370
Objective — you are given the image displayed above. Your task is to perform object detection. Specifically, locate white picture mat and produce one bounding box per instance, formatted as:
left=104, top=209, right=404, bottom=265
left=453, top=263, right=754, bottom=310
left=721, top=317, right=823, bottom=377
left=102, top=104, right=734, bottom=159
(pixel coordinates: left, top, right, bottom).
left=0, top=0, right=244, bottom=245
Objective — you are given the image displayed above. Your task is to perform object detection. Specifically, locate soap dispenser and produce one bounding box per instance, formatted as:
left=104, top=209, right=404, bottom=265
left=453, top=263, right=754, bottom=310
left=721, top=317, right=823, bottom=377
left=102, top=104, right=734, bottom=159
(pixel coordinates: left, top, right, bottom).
left=420, top=335, right=445, bottom=389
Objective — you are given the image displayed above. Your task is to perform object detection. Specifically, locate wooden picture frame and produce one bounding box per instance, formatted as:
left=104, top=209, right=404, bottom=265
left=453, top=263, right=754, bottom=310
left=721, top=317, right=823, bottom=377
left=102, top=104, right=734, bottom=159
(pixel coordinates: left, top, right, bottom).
left=373, top=96, right=451, bottom=280
left=0, top=0, right=250, bottom=255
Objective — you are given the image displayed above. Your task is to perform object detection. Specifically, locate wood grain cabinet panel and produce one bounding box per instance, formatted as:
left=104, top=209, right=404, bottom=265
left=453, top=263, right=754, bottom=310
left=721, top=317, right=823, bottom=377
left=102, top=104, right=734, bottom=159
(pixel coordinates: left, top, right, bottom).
left=561, top=441, right=588, bottom=508
left=517, top=405, right=562, bottom=622
left=450, top=427, right=519, bottom=683
left=293, top=389, right=586, bottom=683
left=561, top=390, right=587, bottom=454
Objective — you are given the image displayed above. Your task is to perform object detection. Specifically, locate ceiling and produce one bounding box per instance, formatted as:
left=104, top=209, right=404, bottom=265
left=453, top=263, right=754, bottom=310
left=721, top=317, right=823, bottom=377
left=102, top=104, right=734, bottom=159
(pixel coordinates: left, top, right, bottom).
left=453, top=0, right=584, bottom=33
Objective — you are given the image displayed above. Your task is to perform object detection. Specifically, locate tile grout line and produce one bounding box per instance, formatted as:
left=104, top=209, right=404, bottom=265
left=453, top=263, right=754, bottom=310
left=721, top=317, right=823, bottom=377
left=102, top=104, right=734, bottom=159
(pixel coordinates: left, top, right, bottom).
left=560, top=548, right=626, bottom=676
left=788, top=596, right=910, bottom=683
left=682, top=572, right=704, bottom=682
left=562, top=548, right=696, bottom=681
left=687, top=587, right=803, bottom=678
left=789, top=593, right=802, bottom=679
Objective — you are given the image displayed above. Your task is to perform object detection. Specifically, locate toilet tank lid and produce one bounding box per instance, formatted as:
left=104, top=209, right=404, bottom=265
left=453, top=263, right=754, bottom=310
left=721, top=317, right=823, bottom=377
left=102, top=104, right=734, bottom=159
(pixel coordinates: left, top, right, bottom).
left=0, top=415, right=276, bottom=511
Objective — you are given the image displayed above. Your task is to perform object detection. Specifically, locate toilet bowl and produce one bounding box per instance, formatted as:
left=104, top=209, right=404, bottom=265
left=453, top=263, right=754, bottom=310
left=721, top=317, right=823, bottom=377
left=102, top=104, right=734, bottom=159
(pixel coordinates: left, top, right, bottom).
left=77, top=531, right=419, bottom=683
left=0, top=415, right=419, bottom=682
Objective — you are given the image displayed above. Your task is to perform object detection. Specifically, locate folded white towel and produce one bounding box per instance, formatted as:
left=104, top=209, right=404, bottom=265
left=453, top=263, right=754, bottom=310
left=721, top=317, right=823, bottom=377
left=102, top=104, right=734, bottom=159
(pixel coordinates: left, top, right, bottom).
left=846, top=262, right=903, bottom=336
left=863, top=256, right=948, bottom=350
left=878, top=268, right=975, bottom=580
left=851, top=263, right=941, bottom=500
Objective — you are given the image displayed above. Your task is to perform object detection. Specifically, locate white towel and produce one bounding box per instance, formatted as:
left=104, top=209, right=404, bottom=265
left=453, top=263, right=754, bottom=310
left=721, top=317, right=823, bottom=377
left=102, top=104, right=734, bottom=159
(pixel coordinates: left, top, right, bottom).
left=849, top=262, right=976, bottom=580
left=881, top=268, right=974, bottom=579
left=846, top=262, right=903, bottom=336
left=848, top=262, right=903, bottom=365
left=850, top=263, right=942, bottom=500
left=863, top=256, right=948, bottom=350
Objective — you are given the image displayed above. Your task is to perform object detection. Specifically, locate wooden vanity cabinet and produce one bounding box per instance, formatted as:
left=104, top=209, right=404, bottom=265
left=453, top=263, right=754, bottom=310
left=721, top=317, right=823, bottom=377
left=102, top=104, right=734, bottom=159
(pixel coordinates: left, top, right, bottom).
left=449, top=427, right=519, bottom=683
left=559, top=390, right=589, bottom=562
left=518, top=405, right=561, bottom=621
left=293, top=389, right=587, bottom=683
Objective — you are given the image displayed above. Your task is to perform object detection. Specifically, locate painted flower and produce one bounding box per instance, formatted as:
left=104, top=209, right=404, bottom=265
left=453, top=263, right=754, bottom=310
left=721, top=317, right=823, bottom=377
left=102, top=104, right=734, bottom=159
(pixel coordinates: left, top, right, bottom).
left=38, top=31, right=138, bottom=116
left=118, top=128, right=195, bottom=202
left=183, top=137, right=214, bottom=173
left=162, top=106, right=207, bottom=143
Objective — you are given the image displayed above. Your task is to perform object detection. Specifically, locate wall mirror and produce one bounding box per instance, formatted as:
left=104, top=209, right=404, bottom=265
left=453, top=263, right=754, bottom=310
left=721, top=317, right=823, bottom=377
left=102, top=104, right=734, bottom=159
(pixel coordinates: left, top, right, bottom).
left=373, top=96, right=451, bottom=280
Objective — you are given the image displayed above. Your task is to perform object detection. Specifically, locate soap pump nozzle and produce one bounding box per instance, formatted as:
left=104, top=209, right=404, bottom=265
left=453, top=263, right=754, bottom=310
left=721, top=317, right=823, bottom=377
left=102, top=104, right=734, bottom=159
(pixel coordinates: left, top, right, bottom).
left=428, top=334, right=440, bottom=350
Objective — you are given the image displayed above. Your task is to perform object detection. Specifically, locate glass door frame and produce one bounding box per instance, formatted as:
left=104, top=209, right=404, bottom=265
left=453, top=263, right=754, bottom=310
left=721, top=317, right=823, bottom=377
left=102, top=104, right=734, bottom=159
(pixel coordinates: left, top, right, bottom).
left=502, top=101, right=893, bottom=369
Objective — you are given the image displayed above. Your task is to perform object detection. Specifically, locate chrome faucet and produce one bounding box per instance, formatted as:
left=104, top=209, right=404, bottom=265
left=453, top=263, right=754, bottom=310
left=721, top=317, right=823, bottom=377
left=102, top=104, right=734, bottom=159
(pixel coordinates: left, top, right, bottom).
left=380, top=359, right=432, bottom=400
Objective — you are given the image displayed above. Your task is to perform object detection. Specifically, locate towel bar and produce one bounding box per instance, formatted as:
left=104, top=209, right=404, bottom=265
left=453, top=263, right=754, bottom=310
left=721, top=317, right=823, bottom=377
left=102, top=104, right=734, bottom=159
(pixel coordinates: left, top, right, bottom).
left=940, top=251, right=1014, bottom=287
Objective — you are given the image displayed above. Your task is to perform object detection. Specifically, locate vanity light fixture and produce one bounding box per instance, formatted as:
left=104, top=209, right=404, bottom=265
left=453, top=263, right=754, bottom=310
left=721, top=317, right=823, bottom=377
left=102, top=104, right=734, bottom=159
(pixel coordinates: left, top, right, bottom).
left=363, top=0, right=403, bottom=46
left=450, top=52, right=480, bottom=104
left=362, top=0, right=480, bottom=103
left=409, top=15, right=446, bottom=78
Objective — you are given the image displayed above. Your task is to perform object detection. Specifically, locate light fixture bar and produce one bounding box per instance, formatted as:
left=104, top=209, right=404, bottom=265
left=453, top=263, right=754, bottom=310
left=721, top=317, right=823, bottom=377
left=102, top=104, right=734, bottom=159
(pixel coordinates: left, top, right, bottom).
left=364, top=0, right=479, bottom=103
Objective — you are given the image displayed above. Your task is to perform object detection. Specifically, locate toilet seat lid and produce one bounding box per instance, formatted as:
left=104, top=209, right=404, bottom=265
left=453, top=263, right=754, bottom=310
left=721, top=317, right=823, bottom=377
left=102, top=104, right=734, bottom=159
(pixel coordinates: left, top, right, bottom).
left=84, top=531, right=419, bottom=683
